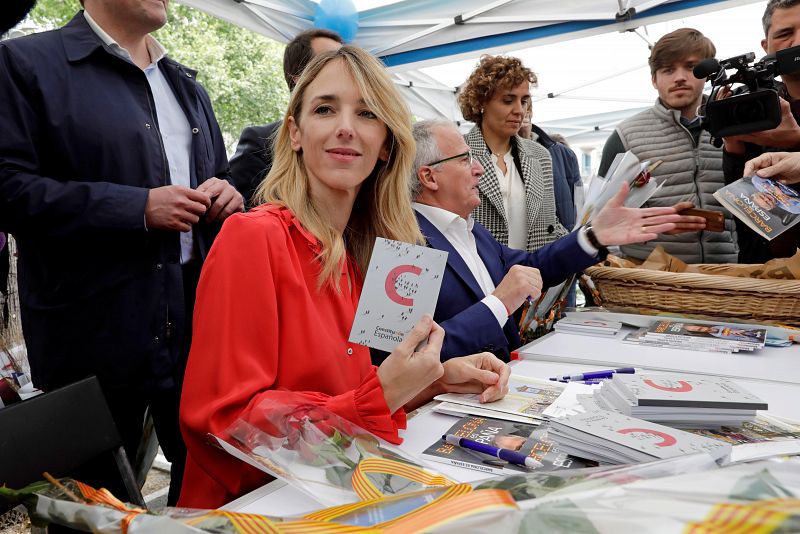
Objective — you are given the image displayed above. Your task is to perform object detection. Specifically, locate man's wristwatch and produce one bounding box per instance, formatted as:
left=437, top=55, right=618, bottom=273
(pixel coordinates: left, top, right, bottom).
left=584, top=225, right=609, bottom=255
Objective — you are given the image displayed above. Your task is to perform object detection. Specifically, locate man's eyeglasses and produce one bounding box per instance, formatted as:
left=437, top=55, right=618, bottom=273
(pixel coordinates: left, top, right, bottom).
left=427, top=150, right=473, bottom=167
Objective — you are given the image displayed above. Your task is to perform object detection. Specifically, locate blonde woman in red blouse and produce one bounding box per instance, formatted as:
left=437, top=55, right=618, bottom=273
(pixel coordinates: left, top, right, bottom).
left=179, top=46, right=511, bottom=509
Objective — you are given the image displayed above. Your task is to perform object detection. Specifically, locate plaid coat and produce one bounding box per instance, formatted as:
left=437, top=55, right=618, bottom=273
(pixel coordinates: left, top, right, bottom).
left=465, top=125, right=568, bottom=252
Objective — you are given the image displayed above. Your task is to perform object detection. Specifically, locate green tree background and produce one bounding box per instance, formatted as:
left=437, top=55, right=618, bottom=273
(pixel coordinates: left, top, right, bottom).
left=28, top=0, right=289, bottom=153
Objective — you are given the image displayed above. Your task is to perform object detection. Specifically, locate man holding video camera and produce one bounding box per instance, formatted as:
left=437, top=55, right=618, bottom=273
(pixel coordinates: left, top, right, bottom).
left=722, top=0, right=800, bottom=262
left=598, top=28, right=737, bottom=264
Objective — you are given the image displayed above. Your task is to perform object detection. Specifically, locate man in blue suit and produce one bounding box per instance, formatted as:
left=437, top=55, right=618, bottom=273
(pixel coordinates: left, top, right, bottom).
left=409, top=120, right=686, bottom=361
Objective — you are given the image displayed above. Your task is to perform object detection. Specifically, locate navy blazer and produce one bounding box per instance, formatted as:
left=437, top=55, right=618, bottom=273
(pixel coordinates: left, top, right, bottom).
left=229, top=121, right=281, bottom=208
left=416, top=211, right=601, bottom=362
left=0, top=13, right=230, bottom=392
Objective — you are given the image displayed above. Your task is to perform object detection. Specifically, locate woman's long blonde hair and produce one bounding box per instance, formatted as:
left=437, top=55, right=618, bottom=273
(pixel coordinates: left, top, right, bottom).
left=255, top=45, right=423, bottom=290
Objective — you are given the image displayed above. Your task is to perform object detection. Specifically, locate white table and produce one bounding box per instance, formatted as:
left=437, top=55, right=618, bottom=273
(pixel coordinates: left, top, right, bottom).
left=224, top=333, right=800, bottom=516
left=515, top=329, right=800, bottom=386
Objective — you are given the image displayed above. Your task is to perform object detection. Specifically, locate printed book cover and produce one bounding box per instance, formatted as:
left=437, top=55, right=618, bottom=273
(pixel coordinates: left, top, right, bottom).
left=612, top=374, right=768, bottom=411
left=646, top=321, right=766, bottom=348
left=349, top=237, right=447, bottom=352
left=688, top=413, right=800, bottom=446
left=713, top=175, right=800, bottom=240
left=422, top=416, right=592, bottom=475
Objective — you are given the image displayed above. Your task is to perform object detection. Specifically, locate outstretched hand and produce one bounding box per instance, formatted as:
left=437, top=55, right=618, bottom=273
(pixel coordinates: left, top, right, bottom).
left=743, top=151, right=800, bottom=185
left=439, top=352, right=511, bottom=403
left=591, top=183, right=683, bottom=245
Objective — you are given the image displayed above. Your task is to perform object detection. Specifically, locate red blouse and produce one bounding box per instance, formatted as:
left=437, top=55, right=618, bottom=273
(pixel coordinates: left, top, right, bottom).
left=178, top=204, right=406, bottom=509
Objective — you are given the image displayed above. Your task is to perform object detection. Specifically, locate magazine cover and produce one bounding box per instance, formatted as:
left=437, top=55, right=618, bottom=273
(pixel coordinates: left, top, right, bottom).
left=422, top=416, right=592, bottom=475
left=646, top=321, right=766, bottom=347
left=349, top=237, right=447, bottom=352
left=713, top=175, right=800, bottom=240
left=688, top=413, right=800, bottom=446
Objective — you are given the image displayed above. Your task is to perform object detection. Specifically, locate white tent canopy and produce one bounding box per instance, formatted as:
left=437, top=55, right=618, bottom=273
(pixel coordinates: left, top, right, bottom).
left=177, top=0, right=762, bottom=68
left=177, top=0, right=770, bottom=158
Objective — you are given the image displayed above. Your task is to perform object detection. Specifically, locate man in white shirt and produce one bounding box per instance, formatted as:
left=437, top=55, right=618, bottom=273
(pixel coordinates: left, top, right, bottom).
left=408, top=120, right=686, bottom=361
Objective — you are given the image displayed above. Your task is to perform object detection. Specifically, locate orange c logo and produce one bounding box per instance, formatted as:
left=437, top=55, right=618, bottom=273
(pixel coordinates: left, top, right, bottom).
left=643, top=379, right=693, bottom=393
left=617, top=428, right=677, bottom=447
left=385, top=265, right=422, bottom=306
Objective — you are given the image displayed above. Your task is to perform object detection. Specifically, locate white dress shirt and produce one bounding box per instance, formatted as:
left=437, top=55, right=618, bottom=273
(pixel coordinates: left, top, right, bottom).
left=85, top=12, right=195, bottom=264
left=413, top=203, right=509, bottom=327
left=491, top=150, right=527, bottom=250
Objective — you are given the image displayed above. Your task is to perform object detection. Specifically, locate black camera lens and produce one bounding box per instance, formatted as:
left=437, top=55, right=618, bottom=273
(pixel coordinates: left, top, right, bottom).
left=733, top=100, right=765, bottom=124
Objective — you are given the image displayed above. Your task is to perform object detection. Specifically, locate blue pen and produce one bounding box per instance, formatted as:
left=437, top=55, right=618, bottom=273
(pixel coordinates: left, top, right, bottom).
left=443, top=434, right=543, bottom=468
left=549, top=367, right=636, bottom=382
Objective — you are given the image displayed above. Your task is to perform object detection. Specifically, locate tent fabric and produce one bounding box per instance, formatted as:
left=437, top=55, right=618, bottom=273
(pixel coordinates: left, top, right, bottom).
left=177, top=0, right=761, bottom=70
left=174, top=0, right=764, bottom=140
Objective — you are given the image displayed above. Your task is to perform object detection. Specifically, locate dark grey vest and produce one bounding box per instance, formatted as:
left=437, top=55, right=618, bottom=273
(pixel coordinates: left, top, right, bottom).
left=615, top=98, right=738, bottom=263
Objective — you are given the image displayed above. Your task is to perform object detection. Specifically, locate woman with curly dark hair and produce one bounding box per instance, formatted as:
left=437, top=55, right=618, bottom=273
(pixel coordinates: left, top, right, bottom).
left=459, top=55, right=566, bottom=252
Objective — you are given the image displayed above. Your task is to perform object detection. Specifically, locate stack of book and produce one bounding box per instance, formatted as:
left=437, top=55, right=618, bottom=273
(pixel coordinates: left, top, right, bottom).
left=553, top=316, right=623, bottom=337
left=587, top=373, right=768, bottom=428
left=625, top=321, right=767, bottom=353
left=547, top=409, right=732, bottom=465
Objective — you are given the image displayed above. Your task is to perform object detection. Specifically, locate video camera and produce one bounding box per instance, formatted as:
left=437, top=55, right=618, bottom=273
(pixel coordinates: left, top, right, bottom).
left=693, top=45, right=800, bottom=142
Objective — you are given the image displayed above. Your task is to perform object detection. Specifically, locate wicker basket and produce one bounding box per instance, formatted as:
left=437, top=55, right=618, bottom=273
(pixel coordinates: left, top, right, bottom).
left=584, top=265, right=800, bottom=328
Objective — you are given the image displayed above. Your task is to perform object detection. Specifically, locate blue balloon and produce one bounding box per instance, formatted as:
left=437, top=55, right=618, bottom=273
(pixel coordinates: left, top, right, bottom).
left=313, top=0, right=358, bottom=43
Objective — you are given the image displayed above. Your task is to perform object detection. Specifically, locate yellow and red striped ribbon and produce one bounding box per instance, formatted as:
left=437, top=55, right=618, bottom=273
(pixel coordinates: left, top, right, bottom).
left=71, top=478, right=516, bottom=534
left=306, top=484, right=472, bottom=525
left=349, top=457, right=456, bottom=501
left=382, top=489, right=517, bottom=533
left=185, top=510, right=378, bottom=534
left=75, top=481, right=146, bottom=534
left=684, top=498, right=800, bottom=534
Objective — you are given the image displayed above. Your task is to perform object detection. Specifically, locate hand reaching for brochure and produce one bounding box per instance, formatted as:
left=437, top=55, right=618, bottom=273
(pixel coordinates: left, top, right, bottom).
left=743, top=151, right=800, bottom=185
left=377, top=315, right=444, bottom=414
left=437, top=352, right=511, bottom=403
left=592, top=183, right=684, bottom=245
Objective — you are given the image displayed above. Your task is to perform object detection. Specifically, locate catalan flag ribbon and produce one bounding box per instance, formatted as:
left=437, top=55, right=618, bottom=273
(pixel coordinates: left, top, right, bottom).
left=349, top=457, right=457, bottom=501
left=684, top=498, right=800, bottom=534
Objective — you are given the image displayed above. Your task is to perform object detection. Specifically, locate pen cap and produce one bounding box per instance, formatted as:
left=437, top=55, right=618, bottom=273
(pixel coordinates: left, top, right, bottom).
left=443, top=434, right=460, bottom=445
